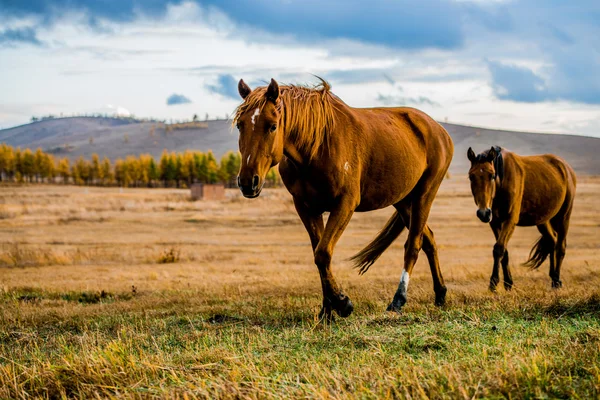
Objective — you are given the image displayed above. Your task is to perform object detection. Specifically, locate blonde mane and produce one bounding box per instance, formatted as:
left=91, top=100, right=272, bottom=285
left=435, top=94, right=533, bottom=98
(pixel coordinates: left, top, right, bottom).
left=233, top=79, right=343, bottom=159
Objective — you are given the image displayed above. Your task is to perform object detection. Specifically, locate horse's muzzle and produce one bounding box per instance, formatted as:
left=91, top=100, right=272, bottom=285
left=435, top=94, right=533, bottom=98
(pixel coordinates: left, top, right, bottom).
left=477, top=208, right=492, bottom=223
left=238, top=175, right=263, bottom=198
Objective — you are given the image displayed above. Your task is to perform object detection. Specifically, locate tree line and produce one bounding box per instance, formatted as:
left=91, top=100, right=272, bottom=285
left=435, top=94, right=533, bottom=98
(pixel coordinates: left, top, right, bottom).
left=0, top=144, right=281, bottom=188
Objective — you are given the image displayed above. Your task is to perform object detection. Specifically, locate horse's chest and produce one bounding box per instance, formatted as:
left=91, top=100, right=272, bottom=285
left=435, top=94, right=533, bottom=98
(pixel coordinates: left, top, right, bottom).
left=280, top=162, right=340, bottom=212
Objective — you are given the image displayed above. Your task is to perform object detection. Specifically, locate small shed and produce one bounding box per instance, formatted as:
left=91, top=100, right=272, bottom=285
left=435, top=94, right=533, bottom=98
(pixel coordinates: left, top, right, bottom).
left=190, top=183, right=225, bottom=200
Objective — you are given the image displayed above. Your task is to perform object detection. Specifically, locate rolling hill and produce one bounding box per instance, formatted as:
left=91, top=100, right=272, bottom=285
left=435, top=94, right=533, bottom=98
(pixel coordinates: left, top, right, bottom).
left=0, top=116, right=599, bottom=175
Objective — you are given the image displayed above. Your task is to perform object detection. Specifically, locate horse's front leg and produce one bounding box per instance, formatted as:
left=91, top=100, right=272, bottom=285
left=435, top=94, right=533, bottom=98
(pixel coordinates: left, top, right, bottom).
left=490, top=219, right=517, bottom=292
left=296, top=196, right=357, bottom=320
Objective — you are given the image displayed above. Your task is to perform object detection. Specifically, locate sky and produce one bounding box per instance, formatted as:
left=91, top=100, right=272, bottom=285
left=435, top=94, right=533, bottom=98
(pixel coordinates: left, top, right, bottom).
left=0, top=0, right=599, bottom=137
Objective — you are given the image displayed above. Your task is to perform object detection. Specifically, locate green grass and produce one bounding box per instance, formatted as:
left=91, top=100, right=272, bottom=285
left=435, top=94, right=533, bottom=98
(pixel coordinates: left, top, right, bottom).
left=1, top=289, right=598, bottom=399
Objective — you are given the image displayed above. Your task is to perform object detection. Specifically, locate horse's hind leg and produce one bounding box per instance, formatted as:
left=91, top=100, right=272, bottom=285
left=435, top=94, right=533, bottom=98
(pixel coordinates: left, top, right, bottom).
left=388, top=174, right=445, bottom=312
left=537, top=222, right=558, bottom=287
left=421, top=225, right=447, bottom=305
left=551, top=205, right=573, bottom=289
left=396, top=205, right=447, bottom=306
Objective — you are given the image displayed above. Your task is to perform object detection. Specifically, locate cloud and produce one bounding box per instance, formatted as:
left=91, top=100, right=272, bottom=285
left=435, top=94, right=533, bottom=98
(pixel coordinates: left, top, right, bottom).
left=487, top=55, right=600, bottom=104
left=0, top=27, right=43, bottom=47
left=376, top=93, right=440, bottom=107
left=479, top=0, right=600, bottom=105
left=105, top=104, right=131, bottom=116
left=0, top=1, right=175, bottom=24
left=1, top=0, right=466, bottom=50
left=205, top=74, right=239, bottom=100
left=204, top=0, right=465, bottom=50
left=486, top=61, right=547, bottom=103
left=166, top=94, right=192, bottom=106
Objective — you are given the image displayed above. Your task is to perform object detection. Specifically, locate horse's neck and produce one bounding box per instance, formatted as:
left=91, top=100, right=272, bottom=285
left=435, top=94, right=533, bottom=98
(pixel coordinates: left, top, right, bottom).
left=282, top=137, right=307, bottom=167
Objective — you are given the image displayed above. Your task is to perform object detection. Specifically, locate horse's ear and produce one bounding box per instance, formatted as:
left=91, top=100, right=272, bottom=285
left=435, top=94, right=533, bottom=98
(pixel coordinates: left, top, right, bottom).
left=467, top=147, right=476, bottom=162
left=266, top=78, right=279, bottom=103
left=238, top=79, right=251, bottom=99
left=486, top=146, right=497, bottom=162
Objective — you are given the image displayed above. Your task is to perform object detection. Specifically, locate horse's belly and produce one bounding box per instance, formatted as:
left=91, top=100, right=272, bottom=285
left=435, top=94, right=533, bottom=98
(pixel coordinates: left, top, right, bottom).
left=518, top=198, right=564, bottom=226
left=356, top=189, right=408, bottom=211
left=356, top=169, right=422, bottom=212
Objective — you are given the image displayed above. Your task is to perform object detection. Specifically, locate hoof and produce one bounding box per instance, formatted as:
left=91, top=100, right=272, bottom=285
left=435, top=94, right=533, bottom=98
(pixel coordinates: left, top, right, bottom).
left=318, top=299, right=334, bottom=322
left=489, top=278, right=499, bottom=293
left=552, top=280, right=563, bottom=289
left=504, top=281, right=513, bottom=291
left=435, top=286, right=447, bottom=307
left=333, top=294, right=354, bottom=318
left=386, top=297, right=406, bottom=313
left=320, top=294, right=354, bottom=320
left=318, top=306, right=335, bottom=322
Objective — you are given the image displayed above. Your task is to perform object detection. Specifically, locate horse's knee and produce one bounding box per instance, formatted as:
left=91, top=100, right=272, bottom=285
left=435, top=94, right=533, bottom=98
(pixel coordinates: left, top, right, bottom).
left=314, top=247, right=331, bottom=268
left=493, top=243, right=505, bottom=259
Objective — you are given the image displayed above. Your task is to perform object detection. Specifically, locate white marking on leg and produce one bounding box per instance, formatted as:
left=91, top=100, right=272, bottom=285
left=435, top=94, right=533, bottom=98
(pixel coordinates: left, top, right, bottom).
left=400, top=270, right=410, bottom=292
left=251, top=108, right=260, bottom=130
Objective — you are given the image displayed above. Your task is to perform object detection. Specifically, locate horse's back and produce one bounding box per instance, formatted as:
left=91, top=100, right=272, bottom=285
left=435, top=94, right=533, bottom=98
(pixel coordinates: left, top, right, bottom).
left=522, top=153, right=576, bottom=189
left=353, top=107, right=453, bottom=210
left=513, top=152, right=576, bottom=225
left=358, top=106, right=453, bottom=170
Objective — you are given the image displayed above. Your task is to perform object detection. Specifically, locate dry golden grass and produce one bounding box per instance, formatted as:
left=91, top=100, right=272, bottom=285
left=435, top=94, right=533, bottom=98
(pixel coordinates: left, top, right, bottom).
left=0, top=177, right=598, bottom=399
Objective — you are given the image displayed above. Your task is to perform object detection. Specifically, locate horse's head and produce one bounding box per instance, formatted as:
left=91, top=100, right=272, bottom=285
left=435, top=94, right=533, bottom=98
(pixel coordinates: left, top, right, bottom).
left=467, top=146, right=503, bottom=223
left=234, top=78, right=284, bottom=198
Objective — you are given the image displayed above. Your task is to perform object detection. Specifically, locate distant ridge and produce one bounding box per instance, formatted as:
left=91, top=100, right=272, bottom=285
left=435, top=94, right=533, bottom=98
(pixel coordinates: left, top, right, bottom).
left=0, top=117, right=599, bottom=175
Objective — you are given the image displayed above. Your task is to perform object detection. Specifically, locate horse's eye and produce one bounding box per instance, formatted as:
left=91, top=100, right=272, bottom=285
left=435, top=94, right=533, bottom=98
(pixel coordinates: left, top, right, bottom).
left=269, top=124, right=277, bottom=133
left=236, top=123, right=241, bottom=130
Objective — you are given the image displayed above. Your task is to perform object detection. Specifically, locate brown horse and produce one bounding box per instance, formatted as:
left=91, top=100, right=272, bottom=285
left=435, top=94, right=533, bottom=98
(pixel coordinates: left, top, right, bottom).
left=234, top=78, right=453, bottom=318
left=467, top=146, right=576, bottom=291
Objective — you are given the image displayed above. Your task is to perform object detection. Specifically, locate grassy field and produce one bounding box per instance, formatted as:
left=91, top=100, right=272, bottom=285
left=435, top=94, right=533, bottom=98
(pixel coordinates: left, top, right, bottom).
left=0, top=178, right=598, bottom=399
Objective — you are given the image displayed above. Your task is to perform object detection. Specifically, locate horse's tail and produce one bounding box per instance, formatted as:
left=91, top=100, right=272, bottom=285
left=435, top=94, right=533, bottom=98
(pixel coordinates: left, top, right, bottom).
left=522, top=235, right=555, bottom=269
left=350, top=211, right=405, bottom=275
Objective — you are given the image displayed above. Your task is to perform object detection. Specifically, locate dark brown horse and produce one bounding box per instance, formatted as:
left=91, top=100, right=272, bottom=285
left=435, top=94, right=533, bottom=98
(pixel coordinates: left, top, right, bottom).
left=234, top=78, right=453, bottom=318
left=467, top=146, right=576, bottom=290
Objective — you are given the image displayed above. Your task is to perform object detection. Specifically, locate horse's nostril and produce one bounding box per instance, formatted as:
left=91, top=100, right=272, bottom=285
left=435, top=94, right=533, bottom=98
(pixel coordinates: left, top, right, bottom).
left=252, top=175, right=259, bottom=190
left=237, top=176, right=241, bottom=188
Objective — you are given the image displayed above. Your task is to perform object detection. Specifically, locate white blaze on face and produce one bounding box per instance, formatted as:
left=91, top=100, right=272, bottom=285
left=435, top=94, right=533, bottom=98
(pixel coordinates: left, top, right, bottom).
left=251, top=108, right=260, bottom=130
left=246, top=154, right=251, bottom=165
left=344, top=161, right=350, bottom=172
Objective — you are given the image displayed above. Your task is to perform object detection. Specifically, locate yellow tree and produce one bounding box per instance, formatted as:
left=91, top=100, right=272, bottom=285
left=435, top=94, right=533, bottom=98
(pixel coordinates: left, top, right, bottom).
left=21, top=148, right=35, bottom=182
left=34, top=148, right=45, bottom=182
left=114, top=159, right=131, bottom=187
left=180, top=151, right=195, bottom=187
left=159, top=149, right=174, bottom=187
left=125, top=156, right=142, bottom=187
left=56, top=158, right=70, bottom=184
left=42, top=153, right=56, bottom=182
left=205, top=151, right=219, bottom=184
left=101, top=157, right=112, bottom=185
left=90, top=154, right=101, bottom=185
left=72, top=156, right=90, bottom=185
left=0, top=144, right=15, bottom=181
